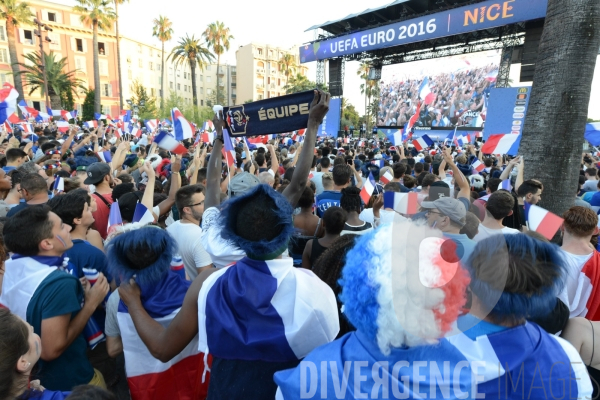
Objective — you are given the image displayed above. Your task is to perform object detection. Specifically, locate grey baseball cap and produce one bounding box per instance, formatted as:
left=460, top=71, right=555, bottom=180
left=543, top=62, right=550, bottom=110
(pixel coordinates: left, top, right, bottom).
left=84, top=162, right=111, bottom=185
left=421, top=197, right=466, bottom=227
left=229, top=172, right=261, bottom=197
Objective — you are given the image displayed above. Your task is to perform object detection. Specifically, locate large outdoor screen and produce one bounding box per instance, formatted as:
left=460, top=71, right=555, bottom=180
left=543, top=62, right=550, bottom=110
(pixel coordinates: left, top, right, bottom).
left=378, top=50, right=501, bottom=129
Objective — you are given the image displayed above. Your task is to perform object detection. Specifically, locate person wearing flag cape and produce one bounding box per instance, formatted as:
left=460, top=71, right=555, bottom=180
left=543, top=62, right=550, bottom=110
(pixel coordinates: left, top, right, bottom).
left=118, top=90, right=339, bottom=399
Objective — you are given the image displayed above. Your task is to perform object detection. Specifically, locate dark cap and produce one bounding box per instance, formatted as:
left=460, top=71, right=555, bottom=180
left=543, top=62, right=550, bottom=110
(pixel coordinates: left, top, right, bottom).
left=84, top=162, right=111, bottom=185
left=229, top=172, right=261, bottom=197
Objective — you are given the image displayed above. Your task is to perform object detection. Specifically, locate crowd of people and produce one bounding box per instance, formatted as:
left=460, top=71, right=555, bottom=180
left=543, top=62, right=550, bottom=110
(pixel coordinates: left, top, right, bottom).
left=378, top=63, right=498, bottom=128
left=0, top=89, right=599, bottom=399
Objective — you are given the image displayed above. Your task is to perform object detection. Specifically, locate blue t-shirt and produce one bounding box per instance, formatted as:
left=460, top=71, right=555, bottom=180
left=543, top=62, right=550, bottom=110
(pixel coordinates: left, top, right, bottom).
left=457, top=313, right=507, bottom=340
left=315, top=190, right=342, bottom=217
left=2, top=165, right=16, bottom=173
left=27, top=270, right=94, bottom=391
left=443, top=232, right=477, bottom=265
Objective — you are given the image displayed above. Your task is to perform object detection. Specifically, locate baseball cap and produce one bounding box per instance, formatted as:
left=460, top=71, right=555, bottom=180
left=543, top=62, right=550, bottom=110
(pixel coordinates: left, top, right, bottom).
left=84, top=162, right=111, bottom=185
left=420, top=197, right=466, bottom=227
left=229, top=172, right=261, bottom=197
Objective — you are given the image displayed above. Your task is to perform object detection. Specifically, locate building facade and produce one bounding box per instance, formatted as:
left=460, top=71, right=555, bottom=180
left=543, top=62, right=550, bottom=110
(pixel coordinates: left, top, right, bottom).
left=0, top=0, right=121, bottom=116
left=235, top=43, right=308, bottom=103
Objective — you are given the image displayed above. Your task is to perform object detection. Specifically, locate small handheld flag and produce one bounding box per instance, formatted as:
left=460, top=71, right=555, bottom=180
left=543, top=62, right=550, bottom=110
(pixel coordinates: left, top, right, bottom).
left=154, top=130, right=187, bottom=155
left=481, top=134, right=521, bottom=156
left=500, top=179, right=512, bottom=192
left=383, top=192, right=419, bottom=214
left=132, top=202, right=155, bottom=225
left=380, top=169, right=394, bottom=185
left=53, top=175, right=64, bottom=192
left=471, top=158, right=485, bottom=173
left=360, top=172, right=376, bottom=203
left=412, top=134, right=433, bottom=151
left=107, top=203, right=123, bottom=236
left=524, top=203, right=564, bottom=240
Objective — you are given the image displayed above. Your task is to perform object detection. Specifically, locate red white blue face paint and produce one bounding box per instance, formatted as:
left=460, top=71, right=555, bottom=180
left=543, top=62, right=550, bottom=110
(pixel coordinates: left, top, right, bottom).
left=55, top=234, right=67, bottom=248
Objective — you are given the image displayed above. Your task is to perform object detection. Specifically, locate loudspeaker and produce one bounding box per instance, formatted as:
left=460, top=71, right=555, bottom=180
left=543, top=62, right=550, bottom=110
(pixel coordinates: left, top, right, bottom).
left=329, top=59, right=343, bottom=97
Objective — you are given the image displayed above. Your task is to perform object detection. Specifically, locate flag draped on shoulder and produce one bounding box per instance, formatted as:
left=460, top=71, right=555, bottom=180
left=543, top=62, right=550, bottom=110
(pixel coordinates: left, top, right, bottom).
left=118, top=271, right=209, bottom=400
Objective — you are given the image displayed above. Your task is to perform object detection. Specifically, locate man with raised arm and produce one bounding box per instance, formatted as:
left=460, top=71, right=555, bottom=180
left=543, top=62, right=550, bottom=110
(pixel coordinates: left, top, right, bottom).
left=119, top=91, right=339, bottom=399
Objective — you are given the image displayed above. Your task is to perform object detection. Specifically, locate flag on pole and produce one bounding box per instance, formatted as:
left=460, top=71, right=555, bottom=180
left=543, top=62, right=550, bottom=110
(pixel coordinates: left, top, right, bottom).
left=222, top=129, right=236, bottom=167
left=471, top=158, right=485, bottom=173
left=94, top=113, right=107, bottom=120
left=53, top=175, right=64, bottom=192
left=60, top=110, right=74, bottom=121
left=97, top=150, right=112, bottom=163
left=412, top=134, right=434, bottom=151
left=145, top=119, right=159, bottom=132
left=130, top=124, right=141, bottom=138
left=370, top=160, right=384, bottom=168
left=154, top=130, right=188, bottom=155
left=360, top=172, right=376, bottom=203
left=0, top=83, right=19, bottom=124
left=19, top=122, right=33, bottom=134
left=171, top=108, right=194, bottom=141
left=132, top=202, right=155, bottom=225
left=18, top=100, right=39, bottom=118
left=500, top=179, right=512, bottom=192
left=481, top=134, right=521, bottom=156
left=524, top=203, right=564, bottom=240
left=85, top=121, right=98, bottom=129
left=405, top=102, right=422, bottom=133
left=383, top=192, right=419, bottom=214
left=46, top=107, right=61, bottom=118
left=56, top=121, right=70, bottom=133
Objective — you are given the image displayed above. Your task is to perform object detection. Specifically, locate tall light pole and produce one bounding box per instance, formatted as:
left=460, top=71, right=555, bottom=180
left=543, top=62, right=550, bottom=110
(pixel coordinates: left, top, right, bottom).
left=126, top=98, right=145, bottom=120
left=34, top=14, right=52, bottom=110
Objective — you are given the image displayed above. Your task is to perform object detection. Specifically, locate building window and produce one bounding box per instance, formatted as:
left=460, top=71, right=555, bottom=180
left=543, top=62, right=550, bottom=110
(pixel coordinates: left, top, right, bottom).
left=169, top=81, right=173, bottom=89
left=177, top=83, right=180, bottom=90
left=23, top=30, right=33, bottom=45
left=102, top=83, right=112, bottom=97
left=158, top=77, right=162, bottom=85
left=138, top=59, right=142, bottom=68
left=0, top=26, right=5, bottom=41
left=75, top=57, right=86, bottom=72
left=137, top=44, right=142, bottom=53
left=198, top=74, right=203, bottom=80
left=99, top=60, right=108, bottom=76
left=128, top=69, right=132, bottom=79
left=151, top=88, right=155, bottom=96
left=149, top=61, right=153, bottom=70
left=206, top=65, right=211, bottom=71
left=206, top=76, right=211, bottom=83
left=199, top=87, right=203, bottom=94
left=157, top=64, right=160, bottom=71
left=76, top=38, right=83, bottom=52
left=200, top=100, right=204, bottom=106
left=149, top=48, right=152, bottom=57
left=48, top=12, right=56, bottom=22
left=207, top=89, right=212, bottom=95
left=102, top=105, right=110, bottom=115
left=183, top=71, right=186, bottom=79
left=0, top=49, right=8, bottom=63
left=183, top=85, right=187, bottom=92
left=258, top=94, right=263, bottom=100
left=257, top=48, right=263, bottom=55
left=98, top=42, right=105, bottom=55
left=0, top=73, right=6, bottom=84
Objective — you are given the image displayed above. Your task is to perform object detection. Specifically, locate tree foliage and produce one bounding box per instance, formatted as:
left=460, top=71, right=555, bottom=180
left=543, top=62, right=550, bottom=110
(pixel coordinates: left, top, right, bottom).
left=283, top=73, right=327, bottom=94
left=82, top=89, right=97, bottom=122
left=152, top=15, right=173, bottom=111
left=129, top=79, right=158, bottom=119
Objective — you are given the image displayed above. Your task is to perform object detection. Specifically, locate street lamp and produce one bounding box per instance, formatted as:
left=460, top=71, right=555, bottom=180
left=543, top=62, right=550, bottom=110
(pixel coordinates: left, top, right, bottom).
left=33, top=15, right=52, bottom=111
left=126, top=99, right=145, bottom=120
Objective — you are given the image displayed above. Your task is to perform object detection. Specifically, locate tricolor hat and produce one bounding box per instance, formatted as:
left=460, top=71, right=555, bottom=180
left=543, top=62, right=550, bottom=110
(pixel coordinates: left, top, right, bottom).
left=389, top=146, right=397, bottom=152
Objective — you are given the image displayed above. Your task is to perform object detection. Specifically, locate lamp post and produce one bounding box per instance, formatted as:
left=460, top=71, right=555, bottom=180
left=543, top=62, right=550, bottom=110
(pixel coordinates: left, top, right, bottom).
left=34, top=14, right=52, bottom=110
left=126, top=99, right=145, bottom=120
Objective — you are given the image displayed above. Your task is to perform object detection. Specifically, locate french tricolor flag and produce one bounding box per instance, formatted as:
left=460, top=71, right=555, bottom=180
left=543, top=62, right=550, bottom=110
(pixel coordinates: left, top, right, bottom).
left=360, top=172, right=376, bottom=203
left=118, top=272, right=209, bottom=399
left=107, top=203, right=123, bottom=236
left=171, top=108, right=194, bottom=141
left=419, top=77, right=436, bottom=105
left=412, top=134, right=433, bottom=151
left=53, top=175, right=64, bottom=192
left=94, top=113, right=107, bottom=120
left=500, top=179, right=512, bottom=192
left=383, top=192, right=419, bottom=214
left=222, top=129, right=236, bottom=167
left=61, top=110, right=74, bottom=121
left=481, top=134, right=521, bottom=156
left=0, top=83, right=18, bottom=124
left=132, top=202, right=154, bottom=225
left=386, top=129, right=404, bottom=146
left=201, top=120, right=215, bottom=142
left=471, top=158, right=485, bottom=173
left=380, top=169, right=394, bottom=185
left=18, top=100, right=39, bottom=118
left=85, top=121, right=98, bottom=129
left=97, top=150, right=112, bottom=163
left=524, top=203, right=564, bottom=240
left=145, top=119, right=159, bottom=132
left=46, top=107, right=61, bottom=118
left=19, top=122, right=33, bottom=134
left=370, top=160, right=384, bottom=168
left=154, top=130, right=187, bottom=155
left=405, top=101, right=422, bottom=133
left=3, top=121, right=12, bottom=133
left=56, top=121, right=70, bottom=133
left=130, top=124, right=141, bottom=138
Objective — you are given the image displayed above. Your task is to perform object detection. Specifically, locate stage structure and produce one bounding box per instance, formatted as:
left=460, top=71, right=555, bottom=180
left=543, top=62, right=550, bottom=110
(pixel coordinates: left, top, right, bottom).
left=304, top=0, right=548, bottom=91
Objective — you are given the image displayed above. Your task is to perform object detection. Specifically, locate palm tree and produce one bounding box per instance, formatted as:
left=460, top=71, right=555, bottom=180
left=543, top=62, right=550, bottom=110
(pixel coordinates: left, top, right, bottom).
left=113, top=0, right=128, bottom=110
left=278, top=53, right=296, bottom=79
left=203, top=21, right=233, bottom=106
left=15, top=51, right=85, bottom=109
left=357, top=61, right=371, bottom=132
left=283, top=73, right=314, bottom=94
left=73, top=0, right=116, bottom=114
left=152, top=15, right=173, bottom=112
left=0, top=0, right=34, bottom=105
left=168, top=34, right=214, bottom=121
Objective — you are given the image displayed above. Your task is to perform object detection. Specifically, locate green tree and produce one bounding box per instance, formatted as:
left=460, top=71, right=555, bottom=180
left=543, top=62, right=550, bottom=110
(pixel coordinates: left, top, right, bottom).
left=278, top=53, right=296, bottom=79
left=15, top=51, right=85, bottom=109
left=73, top=0, right=116, bottom=114
left=341, top=98, right=360, bottom=128
left=82, top=89, right=97, bottom=122
left=152, top=15, right=173, bottom=112
left=283, top=73, right=315, bottom=94
left=61, top=87, right=75, bottom=111
left=519, top=0, right=600, bottom=215
left=113, top=0, right=128, bottom=110
left=357, top=61, right=377, bottom=133
left=206, top=85, right=227, bottom=107
left=0, top=0, right=34, bottom=105
left=203, top=21, right=233, bottom=109
left=129, top=79, right=158, bottom=119
left=168, top=34, right=214, bottom=121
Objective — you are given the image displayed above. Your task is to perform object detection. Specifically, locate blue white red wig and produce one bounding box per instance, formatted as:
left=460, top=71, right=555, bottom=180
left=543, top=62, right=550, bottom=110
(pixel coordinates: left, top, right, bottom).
left=339, top=220, right=470, bottom=355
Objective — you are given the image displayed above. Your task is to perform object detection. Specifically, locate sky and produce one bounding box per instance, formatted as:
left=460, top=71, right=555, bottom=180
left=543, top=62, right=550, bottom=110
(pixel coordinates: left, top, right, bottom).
left=52, top=0, right=393, bottom=115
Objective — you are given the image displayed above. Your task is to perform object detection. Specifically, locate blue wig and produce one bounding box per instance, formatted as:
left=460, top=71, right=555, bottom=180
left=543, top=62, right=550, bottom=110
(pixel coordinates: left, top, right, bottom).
left=74, top=155, right=101, bottom=169
left=338, top=228, right=382, bottom=342
left=219, top=184, right=294, bottom=259
left=106, top=226, right=176, bottom=287
left=465, top=233, right=566, bottom=320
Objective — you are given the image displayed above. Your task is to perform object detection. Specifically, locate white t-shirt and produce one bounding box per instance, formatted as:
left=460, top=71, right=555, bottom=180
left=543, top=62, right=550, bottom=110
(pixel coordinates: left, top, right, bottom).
left=166, top=220, right=213, bottom=280
left=473, top=224, right=520, bottom=242
left=558, top=249, right=594, bottom=317
left=200, top=207, right=246, bottom=269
